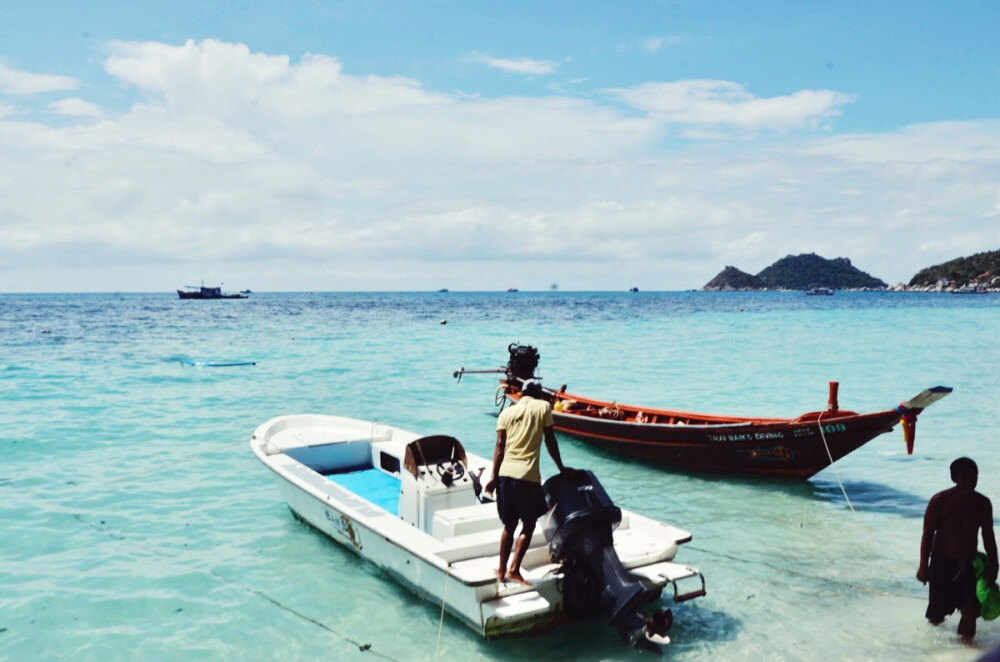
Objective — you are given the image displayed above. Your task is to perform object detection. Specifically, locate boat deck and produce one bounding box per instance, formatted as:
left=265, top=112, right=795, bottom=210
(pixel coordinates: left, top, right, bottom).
left=327, top=468, right=400, bottom=514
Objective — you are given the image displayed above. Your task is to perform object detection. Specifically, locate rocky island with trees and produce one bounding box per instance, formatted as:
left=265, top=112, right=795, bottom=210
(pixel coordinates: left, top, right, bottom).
left=702, top=250, right=1000, bottom=292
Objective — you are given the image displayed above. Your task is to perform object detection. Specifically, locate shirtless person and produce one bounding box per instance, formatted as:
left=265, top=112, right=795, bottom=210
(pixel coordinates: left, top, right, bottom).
left=917, top=457, right=998, bottom=641
left=485, top=379, right=569, bottom=586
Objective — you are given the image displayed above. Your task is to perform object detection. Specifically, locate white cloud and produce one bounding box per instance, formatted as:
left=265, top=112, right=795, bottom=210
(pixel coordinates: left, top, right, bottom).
left=49, top=98, right=104, bottom=119
left=808, top=121, right=1000, bottom=163
left=641, top=37, right=664, bottom=53
left=477, top=55, right=556, bottom=75
left=609, top=79, right=855, bottom=131
left=0, top=61, right=79, bottom=95
left=0, top=39, right=998, bottom=292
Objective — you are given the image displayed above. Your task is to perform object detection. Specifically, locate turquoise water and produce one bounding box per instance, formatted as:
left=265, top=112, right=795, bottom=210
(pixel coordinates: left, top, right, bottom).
left=2, top=291, right=1000, bottom=661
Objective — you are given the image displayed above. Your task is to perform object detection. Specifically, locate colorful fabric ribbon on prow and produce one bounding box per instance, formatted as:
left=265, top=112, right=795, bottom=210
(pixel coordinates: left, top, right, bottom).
left=895, top=404, right=922, bottom=455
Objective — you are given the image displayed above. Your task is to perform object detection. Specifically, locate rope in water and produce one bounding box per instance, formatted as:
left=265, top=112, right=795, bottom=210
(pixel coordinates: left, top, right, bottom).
left=210, top=569, right=399, bottom=660
left=64, top=435, right=401, bottom=660
left=816, top=410, right=857, bottom=514
left=67, top=508, right=401, bottom=660
left=434, top=569, right=450, bottom=661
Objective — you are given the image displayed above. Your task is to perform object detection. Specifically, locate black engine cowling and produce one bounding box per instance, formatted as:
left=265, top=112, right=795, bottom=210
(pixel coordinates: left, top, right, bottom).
left=506, top=343, right=539, bottom=381
left=543, top=470, right=672, bottom=651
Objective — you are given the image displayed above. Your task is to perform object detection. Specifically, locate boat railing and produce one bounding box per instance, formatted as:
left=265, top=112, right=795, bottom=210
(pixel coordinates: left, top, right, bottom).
left=555, top=409, right=756, bottom=429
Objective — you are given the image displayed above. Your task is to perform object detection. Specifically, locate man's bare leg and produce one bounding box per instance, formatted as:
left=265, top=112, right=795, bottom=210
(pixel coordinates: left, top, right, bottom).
left=507, top=521, right=535, bottom=586
left=958, top=606, right=977, bottom=642
left=497, top=525, right=515, bottom=584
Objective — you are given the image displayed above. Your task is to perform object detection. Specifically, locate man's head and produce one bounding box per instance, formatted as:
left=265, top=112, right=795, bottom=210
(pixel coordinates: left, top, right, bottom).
left=521, top=379, right=543, bottom=398
left=951, top=457, right=978, bottom=490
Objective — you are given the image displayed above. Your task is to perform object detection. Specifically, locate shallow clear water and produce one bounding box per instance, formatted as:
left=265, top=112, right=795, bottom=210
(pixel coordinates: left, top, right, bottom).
left=2, top=291, right=999, bottom=661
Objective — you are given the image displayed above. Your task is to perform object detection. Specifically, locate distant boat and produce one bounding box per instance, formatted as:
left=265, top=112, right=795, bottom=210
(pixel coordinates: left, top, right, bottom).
left=437, top=288, right=449, bottom=293
left=177, top=285, right=248, bottom=299
left=952, top=284, right=987, bottom=294
left=805, top=287, right=834, bottom=296
left=629, top=287, right=639, bottom=292
left=507, top=288, right=519, bottom=293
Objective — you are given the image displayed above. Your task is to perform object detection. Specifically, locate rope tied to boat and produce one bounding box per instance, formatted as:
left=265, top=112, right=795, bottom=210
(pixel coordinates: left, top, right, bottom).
left=816, top=410, right=857, bottom=514
left=62, top=504, right=402, bottom=661
left=434, top=566, right=451, bottom=661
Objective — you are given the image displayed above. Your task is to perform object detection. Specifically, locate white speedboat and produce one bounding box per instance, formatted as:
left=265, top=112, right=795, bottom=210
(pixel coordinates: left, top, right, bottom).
left=250, top=414, right=706, bottom=650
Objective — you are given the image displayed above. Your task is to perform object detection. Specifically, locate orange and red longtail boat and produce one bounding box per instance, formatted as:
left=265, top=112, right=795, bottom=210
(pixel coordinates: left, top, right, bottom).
left=456, top=344, right=952, bottom=480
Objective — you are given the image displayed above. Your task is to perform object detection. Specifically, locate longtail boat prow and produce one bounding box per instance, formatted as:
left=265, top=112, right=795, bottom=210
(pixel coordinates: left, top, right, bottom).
left=455, top=344, right=952, bottom=480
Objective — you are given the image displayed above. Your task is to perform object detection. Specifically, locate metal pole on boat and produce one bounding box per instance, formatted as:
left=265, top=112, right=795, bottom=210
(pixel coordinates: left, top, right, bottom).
left=827, top=381, right=839, bottom=412
left=452, top=367, right=505, bottom=382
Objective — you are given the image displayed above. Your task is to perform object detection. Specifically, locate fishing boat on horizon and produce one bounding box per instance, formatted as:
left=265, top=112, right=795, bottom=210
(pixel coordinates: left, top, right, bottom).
left=251, top=414, right=705, bottom=651
left=455, top=344, right=952, bottom=480
left=177, top=283, right=248, bottom=299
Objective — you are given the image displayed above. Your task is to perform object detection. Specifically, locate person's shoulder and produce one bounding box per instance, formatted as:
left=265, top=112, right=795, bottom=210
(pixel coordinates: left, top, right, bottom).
left=974, top=491, right=994, bottom=507
left=929, top=488, right=950, bottom=501
left=497, top=405, right=516, bottom=423
left=530, top=397, right=552, bottom=412
left=926, top=489, right=949, bottom=509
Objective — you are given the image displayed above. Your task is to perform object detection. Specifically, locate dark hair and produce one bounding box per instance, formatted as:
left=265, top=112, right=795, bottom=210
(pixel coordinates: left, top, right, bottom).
left=950, top=457, right=978, bottom=482
left=521, top=379, right=543, bottom=398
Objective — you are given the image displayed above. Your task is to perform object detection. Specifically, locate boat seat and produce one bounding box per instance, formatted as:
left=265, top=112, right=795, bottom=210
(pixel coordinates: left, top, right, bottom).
left=431, top=504, right=501, bottom=540
left=436, top=526, right=548, bottom=565
left=447, top=541, right=555, bottom=585
left=612, top=528, right=677, bottom=567
left=279, top=438, right=373, bottom=473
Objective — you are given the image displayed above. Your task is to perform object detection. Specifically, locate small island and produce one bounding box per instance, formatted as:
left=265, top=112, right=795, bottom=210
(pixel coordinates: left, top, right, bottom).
left=702, top=254, right=886, bottom=291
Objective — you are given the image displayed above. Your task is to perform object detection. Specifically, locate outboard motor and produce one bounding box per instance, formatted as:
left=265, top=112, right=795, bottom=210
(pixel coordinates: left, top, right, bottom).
left=543, top=470, right=672, bottom=652
left=506, top=343, right=540, bottom=381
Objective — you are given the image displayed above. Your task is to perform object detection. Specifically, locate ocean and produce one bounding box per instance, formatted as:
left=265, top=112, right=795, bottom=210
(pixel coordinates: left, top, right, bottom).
left=2, top=291, right=999, bottom=661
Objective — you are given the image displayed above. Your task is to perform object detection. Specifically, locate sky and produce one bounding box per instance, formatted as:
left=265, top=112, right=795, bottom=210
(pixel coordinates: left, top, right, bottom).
left=2, top=1, right=1000, bottom=292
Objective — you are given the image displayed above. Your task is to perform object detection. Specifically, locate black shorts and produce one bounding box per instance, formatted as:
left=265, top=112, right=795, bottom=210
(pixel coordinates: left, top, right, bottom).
left=926, top=554, right=979, bottom=622
left=496, top=476, right=547, bottom=529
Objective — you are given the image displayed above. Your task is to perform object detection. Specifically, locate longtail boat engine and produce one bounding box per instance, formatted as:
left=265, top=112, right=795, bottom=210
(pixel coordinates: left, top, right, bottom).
left=506, top=342, right=540, bottom=381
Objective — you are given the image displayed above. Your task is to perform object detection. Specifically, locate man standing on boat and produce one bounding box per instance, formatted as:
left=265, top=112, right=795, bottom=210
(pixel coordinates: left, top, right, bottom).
left=485, top=379, right=569, bottom=587
left=917, top=457, right=998, bottom=641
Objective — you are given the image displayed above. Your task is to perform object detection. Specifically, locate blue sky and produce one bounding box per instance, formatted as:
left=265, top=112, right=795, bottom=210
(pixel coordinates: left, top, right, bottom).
left=2, top=1, right=999, bottom=291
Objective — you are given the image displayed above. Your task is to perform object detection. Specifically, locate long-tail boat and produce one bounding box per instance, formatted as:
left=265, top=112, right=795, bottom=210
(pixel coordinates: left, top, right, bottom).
left=455, top=344, right=952, bottom=480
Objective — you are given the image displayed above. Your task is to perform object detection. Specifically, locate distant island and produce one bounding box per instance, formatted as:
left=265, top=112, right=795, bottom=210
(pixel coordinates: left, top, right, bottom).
left=907, top=249, right=1000, bottom=290
left=703, top=250, right=1000, bottom=292
left=702, top=254, right=887, bottom=291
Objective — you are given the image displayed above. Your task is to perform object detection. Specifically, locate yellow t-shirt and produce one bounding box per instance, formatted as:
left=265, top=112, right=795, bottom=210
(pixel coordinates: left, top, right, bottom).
left=496, top=395, right=554, bottom=483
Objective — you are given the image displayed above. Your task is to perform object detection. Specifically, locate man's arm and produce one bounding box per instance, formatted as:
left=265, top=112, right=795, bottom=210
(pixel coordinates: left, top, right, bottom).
left=917, top=495, right=939, bottom=584
left=982, top=497, right=998, bottom=583
left=543, top=426, right=568, bottom=474
left=484, top=429, right=506, bottom=494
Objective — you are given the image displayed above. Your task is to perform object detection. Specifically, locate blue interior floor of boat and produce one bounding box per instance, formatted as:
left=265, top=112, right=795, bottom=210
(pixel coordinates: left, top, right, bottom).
left=327, top=468, right=400, bottom=515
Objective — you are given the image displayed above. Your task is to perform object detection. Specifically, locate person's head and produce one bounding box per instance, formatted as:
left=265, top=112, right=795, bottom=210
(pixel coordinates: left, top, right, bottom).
left=521, top=379, right=543, bottom=398
left=950, top=457, right=978, bottom=490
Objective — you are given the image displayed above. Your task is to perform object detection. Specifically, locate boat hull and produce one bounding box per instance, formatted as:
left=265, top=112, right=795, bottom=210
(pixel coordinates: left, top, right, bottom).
left=499, top=379, right=910, bottom=479
left=551, top=408, right=900, bottom=479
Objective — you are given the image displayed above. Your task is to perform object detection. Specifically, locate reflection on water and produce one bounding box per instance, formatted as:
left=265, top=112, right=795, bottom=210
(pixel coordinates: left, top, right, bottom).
left=810, top=478, right=929, bottom=518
